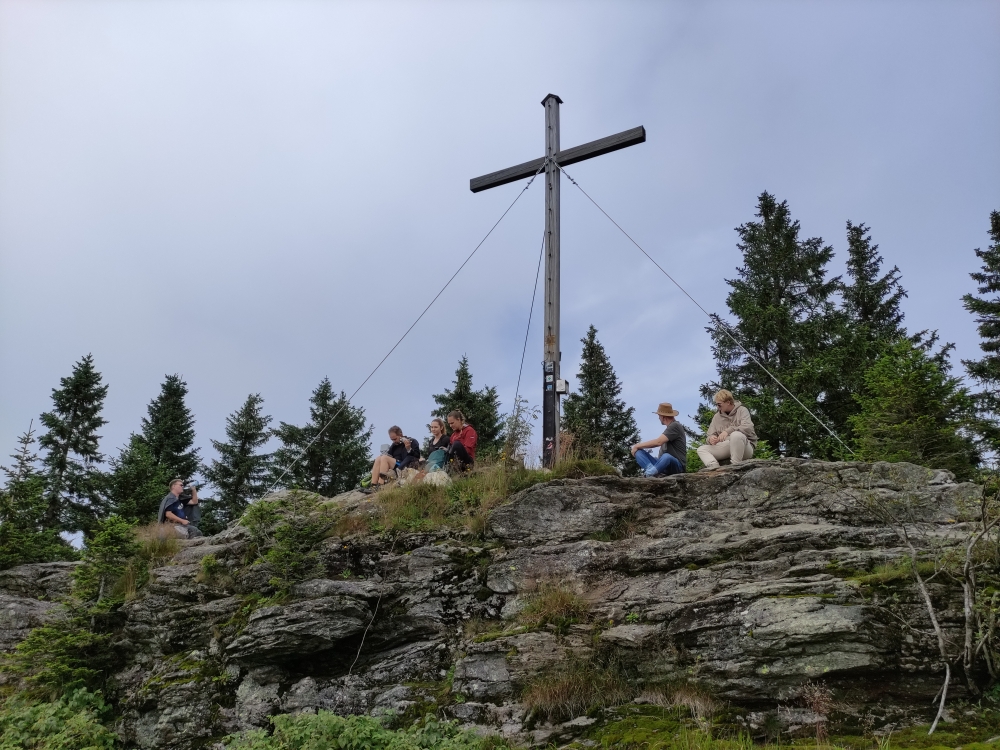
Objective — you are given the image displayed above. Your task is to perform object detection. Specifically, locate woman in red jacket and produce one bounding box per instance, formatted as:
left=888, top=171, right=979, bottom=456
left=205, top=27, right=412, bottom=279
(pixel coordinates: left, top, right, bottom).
left=446, top=410, right=477, bottom=471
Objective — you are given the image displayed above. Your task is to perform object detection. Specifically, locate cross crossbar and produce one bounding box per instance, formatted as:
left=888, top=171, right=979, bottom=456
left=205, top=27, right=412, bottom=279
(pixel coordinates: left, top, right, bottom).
left=469, top=125, right=646, bottom=193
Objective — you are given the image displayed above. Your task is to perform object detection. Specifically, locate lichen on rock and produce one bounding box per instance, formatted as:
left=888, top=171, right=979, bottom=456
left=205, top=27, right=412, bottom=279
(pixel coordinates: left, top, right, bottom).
left=0, top=459, right=987, bottom=747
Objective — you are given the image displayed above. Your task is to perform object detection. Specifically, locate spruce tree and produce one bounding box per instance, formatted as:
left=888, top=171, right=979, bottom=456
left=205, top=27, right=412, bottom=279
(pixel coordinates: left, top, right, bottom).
left=825, top=221, right=909, bottom=438
left=842, top=221, right=907, bottom=342
left=0, top=423, right=77, bottom=569
left=105, top=435, right=172, bottom=523
left=431, top=356, right=505, bottom=456
left=962, top=210, right=1000, bottom=449
left=38, top=354, right=109, bottom=530
left=850, top=339, right=979, bottom=479
left=204, top=394, right=273, bottom=526
left=702, top=193, right=841, bottom=458
left=562, top=325, right=640, bottom=473
left=270, top=378, right=372, bottom=496
left=140, top=374, right=200, bottom=481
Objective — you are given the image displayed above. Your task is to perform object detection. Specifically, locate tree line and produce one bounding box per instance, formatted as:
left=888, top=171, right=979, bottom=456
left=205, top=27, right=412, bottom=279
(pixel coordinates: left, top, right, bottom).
left=0, top=353, right=515, bottom=563
left=2, top=195, right=999, bottom=566
left=700, top=195, right=1000, bottom=480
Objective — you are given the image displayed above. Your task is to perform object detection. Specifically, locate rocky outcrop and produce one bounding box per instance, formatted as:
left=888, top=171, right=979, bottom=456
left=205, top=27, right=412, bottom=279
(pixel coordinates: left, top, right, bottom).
left=0, top=460, right=983, bottom=748
left=0, top=561, right=76, bottom=652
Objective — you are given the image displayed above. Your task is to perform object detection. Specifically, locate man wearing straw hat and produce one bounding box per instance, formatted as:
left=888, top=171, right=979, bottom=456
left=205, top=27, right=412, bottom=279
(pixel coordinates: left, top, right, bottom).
left=630, top=402, right=687, bottom=477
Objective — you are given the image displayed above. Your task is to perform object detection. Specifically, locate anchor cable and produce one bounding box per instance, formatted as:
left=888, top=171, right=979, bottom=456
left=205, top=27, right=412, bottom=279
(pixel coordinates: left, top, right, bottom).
left=555, top=162, right=853, bottom=455
left=264, top=161, right=548, bottom=494
left=505, top=229, right=546, bottom=443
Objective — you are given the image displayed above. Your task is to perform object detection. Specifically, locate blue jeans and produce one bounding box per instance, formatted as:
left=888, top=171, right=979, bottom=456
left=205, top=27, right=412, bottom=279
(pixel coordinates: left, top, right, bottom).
left=634, top=449, right=683, bottom=477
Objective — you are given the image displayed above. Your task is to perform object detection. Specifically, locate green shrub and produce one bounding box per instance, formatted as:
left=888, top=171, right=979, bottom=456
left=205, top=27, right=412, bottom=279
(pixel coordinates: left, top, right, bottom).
left=0, top=688, right=116, bottom=749
left=1, top=618, right=114, bottom=700
left=73, top=516, right=143, bottom=609
left=222, top=711, right=510, bottom=750
left=241, top=491, right=334, bottom=591
left=2, top=515, right=145, bottom=700
left=686, top=440, right=706, bottom=472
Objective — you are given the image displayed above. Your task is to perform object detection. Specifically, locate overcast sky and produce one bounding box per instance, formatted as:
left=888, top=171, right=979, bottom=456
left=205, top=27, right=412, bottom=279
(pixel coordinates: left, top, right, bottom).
left=2, top=0, right=999, bottom=476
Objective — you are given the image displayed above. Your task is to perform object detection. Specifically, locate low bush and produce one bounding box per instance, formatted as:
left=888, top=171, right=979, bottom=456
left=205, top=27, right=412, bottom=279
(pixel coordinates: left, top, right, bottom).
left=0, top=688, right=117, bottom=749
left=2, top=515, right=147, bottom=700
left=241, top=491, right=335, bottom=591
left=222, top=711, right=513, bottom=750
left=196, top=553, right=233, bottom=587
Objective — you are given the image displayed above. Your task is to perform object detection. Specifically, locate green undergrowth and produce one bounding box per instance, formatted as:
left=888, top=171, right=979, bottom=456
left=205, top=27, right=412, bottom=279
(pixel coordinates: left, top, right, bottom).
left=0, top=515, right=180, bottom=747
left=343, top=458, right=618, bottom=538
left=0, top=688, right=117, bottom=749
left=222, top=711, right=518, bottom=749
left=561, top=700, right=1000, bottom=750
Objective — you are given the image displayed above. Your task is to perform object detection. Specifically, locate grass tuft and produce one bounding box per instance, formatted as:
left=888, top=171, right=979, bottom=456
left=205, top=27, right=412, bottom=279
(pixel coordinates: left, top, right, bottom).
left=521, top=659, right=635, bottom=724
left=516, top=582, right=589, bottom=632
left=850, top=557, right=937, bottom=586
left=134, top=523, right=181, bottom=566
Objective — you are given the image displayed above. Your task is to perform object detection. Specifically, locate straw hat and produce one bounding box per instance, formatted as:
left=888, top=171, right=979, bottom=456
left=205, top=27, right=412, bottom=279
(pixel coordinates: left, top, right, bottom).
left=653, top=402, right=680, bottom=417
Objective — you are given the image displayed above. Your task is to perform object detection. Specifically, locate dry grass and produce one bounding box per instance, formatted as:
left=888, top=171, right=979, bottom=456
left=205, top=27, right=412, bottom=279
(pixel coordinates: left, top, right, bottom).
left=636, top=684, right=719, bottom=731
left=516, top=581, right=590, bottom=630
left=112, top=558, right=147, bottom=601
left=135, top=523, right=181, bottom=566
left=522, top=659, right=636, bottom=724
left=333, top=512, right=373, bottom=538
left=360, top=457, right=620, bottom=538
left=550, top=457, right=619, bottom=480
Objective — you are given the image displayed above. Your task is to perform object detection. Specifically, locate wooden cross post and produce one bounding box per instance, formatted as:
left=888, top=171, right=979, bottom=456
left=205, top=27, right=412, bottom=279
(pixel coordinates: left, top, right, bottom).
left=471, top=94, right=645, bottom=467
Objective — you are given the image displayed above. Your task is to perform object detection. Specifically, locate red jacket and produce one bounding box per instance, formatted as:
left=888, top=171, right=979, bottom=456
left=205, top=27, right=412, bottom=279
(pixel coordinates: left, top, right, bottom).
left=450, top=424, right=478, bottom=460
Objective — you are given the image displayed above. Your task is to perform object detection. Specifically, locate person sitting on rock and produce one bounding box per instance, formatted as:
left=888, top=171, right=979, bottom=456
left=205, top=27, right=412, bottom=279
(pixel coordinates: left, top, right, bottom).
left=696, top=389, right=758, bottom=469
left=157, top=479, right=204, bottom=538
left=423, top=418, right=450, bottom=472
left=446, top=410, right=477, bottom=472
left=630, top=402, right=687, bottom=477
left=367, top=426, right=421, bottom=489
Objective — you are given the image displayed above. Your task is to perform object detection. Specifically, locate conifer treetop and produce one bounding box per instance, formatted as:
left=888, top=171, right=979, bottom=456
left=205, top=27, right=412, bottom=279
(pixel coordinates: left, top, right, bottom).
left=140, top=374, right=200, bottom=481
left=562, top=325, right=640, bottom=473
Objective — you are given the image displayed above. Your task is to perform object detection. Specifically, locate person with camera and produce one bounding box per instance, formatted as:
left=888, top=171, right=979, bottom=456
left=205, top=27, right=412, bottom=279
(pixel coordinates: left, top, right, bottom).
left=363, top=426, right=421, bottom=492
left=157, top=478, right=204, bottom=538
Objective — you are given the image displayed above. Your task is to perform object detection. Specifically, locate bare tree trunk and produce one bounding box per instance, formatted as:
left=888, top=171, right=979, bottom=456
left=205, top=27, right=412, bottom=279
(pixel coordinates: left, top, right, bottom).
left=899, top=530, right=951, bottom=735
left=929, top=663, right=951, bottom=735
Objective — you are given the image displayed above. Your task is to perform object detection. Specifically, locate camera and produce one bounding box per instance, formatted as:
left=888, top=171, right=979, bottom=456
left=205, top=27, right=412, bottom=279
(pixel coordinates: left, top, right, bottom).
left=179, top=480, right=201, bottom=504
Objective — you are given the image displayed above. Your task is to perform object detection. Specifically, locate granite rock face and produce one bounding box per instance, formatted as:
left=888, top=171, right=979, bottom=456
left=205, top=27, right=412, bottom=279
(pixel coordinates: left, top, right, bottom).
left=0, top=460, right=982, bottom=747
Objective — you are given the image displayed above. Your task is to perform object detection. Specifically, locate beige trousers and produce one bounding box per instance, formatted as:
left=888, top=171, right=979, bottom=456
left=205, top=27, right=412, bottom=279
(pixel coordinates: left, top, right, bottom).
left=696, top=431, right=754, bottom=469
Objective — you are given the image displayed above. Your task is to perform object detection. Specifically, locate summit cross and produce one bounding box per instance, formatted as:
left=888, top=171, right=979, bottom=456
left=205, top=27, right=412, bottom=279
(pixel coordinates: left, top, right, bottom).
left=470, top=94, right=645, bottom=467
